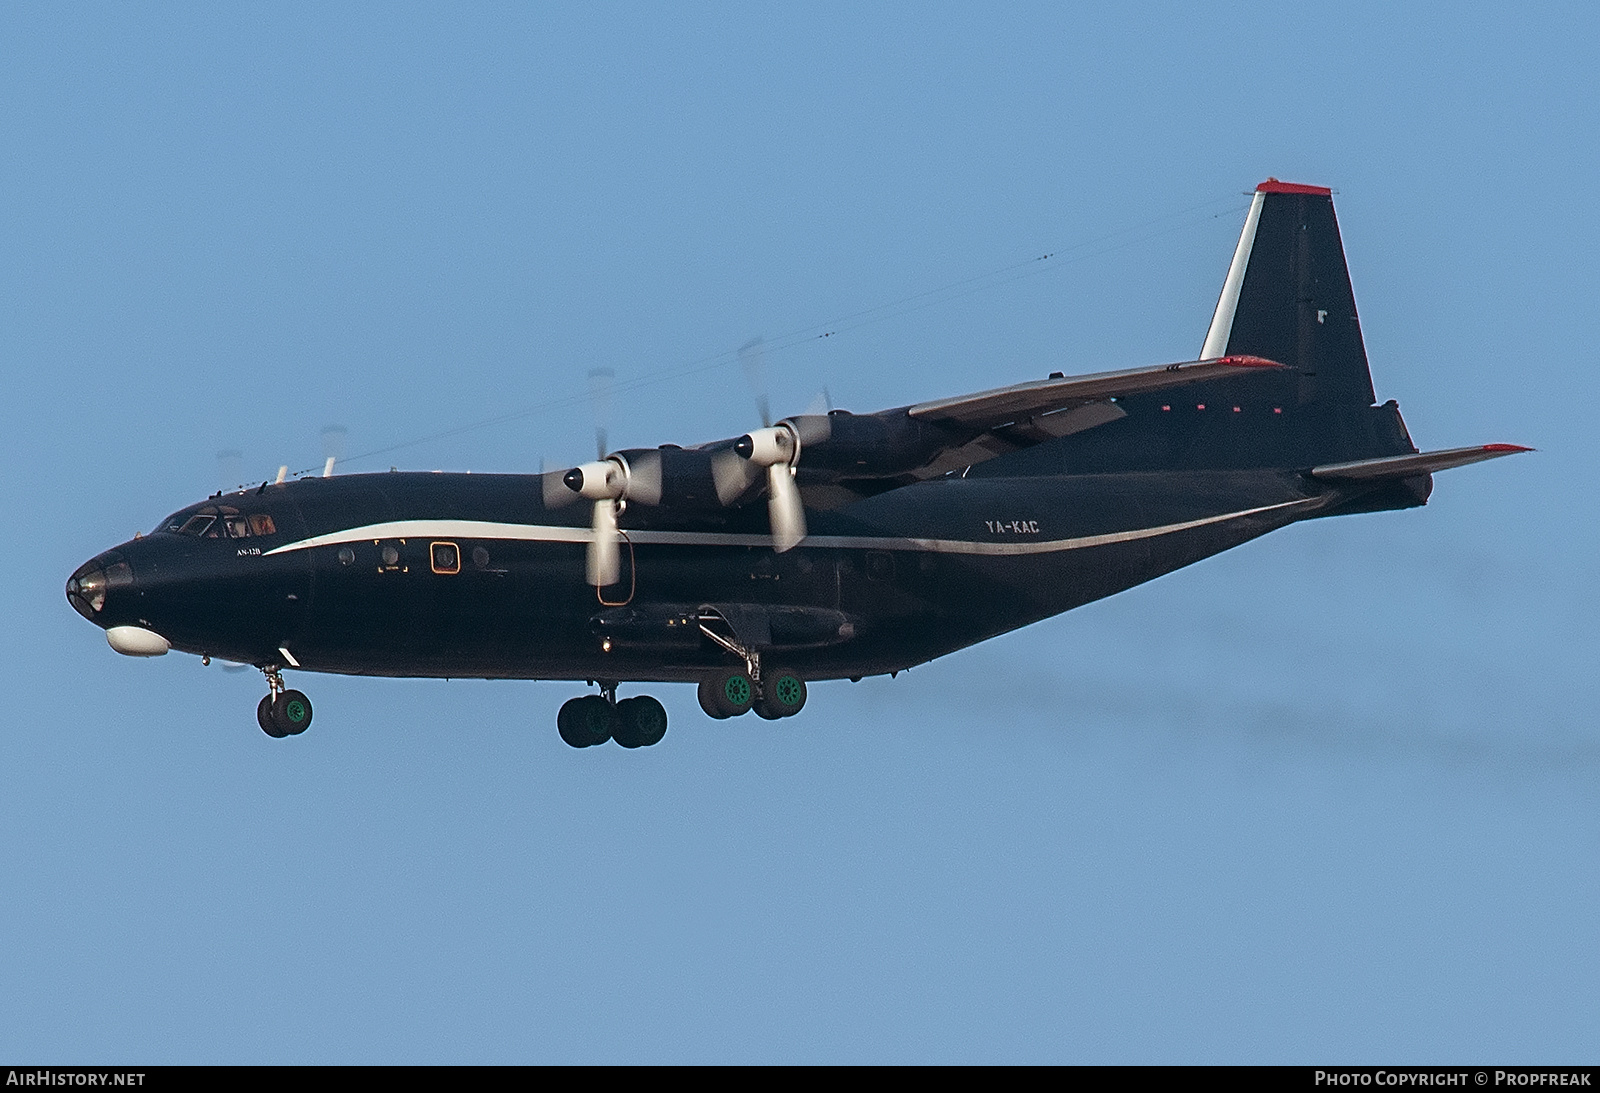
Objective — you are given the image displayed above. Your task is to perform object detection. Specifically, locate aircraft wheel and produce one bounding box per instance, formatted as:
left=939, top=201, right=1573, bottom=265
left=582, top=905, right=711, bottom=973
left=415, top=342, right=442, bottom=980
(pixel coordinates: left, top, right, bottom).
left=754, top=668, right=807, bottom=720
left=258, top=694, right=289, bottom=738
left=272, top=690, right=313, bottom=736
left=697, top=677, right=730, bottom=719
left=703, top=668, right=754, bottom=719
left=613, top=695, right=668, bottom=748
left=557, top=695, right=616, bottom=748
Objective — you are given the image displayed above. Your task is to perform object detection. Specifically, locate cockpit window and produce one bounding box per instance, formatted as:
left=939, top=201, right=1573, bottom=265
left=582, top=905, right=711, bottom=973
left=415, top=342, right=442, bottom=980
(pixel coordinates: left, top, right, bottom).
left=164, top=505, right=277, bottom=538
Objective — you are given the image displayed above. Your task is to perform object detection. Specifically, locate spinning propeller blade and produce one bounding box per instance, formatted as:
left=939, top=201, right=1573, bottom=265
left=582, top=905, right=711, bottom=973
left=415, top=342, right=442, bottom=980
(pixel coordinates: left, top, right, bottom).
left=587, top=497, right=620, bottom=588
left=738, top=337, right=771, bottom=428
left=320, top=425, right=347, bottom=477
left=542, top=464, right=583, bottom=508
left=588, top=367, right=615, bottom=460
left=562, top=459, right=628, bottom=588
left=767, top=463, right=806, bottom=552
left=216, top=449, right=244, bottom=492
left=710, top=447, right=763, bottom=505
left=734, top=423, right=808, bottom=551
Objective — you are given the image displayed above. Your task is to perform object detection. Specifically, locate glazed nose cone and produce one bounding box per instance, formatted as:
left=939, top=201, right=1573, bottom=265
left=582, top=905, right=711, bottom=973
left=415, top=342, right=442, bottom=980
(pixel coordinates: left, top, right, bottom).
left=66, top=552, right=132, bottom=622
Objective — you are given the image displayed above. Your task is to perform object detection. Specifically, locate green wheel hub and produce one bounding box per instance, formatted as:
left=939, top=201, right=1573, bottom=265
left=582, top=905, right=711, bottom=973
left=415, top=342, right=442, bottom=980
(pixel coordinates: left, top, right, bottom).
left=722, top=675, right=752, bottom=705
left=754, top=668, right=806, bottom=719
left=271, top=689, right=313, bottom=736
left=773, top=675, right=803, bottom=706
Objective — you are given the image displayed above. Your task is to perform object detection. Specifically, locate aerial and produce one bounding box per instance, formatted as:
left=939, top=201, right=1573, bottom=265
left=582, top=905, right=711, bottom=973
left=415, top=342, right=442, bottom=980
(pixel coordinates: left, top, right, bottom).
left=7, top=2, right=1596, bottom=1066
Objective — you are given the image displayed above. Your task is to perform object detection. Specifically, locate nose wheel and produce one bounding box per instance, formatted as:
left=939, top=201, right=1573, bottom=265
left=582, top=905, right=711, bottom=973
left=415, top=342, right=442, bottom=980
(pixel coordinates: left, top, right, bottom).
left=557, top=683, right=668, bottom=749
left=257, top=667, right=312, bottom=737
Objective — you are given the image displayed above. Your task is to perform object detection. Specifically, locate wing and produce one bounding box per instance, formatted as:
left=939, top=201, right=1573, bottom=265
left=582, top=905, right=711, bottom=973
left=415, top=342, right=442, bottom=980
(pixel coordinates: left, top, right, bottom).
left=907, top=355, right=1284, bottom=429
left=562, top=356, right=1291, bottom=516
left=725, top=354, right=1290, bottom=507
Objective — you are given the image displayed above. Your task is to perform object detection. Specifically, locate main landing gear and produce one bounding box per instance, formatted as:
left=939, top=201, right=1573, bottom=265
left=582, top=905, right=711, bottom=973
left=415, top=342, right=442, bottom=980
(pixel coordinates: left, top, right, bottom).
left=693, top=614, right=807, bottom=722
left=257, top=665, right=312, bottom=738
left=697, top=664, right=807, bottom=721
left=557, top=681, right=669, bottom=749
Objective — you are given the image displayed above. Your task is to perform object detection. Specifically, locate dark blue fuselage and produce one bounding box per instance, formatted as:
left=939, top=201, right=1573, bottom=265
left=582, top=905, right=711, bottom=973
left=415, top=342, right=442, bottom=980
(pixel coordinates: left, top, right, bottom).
left=66, top=464, right=1413, bottom=683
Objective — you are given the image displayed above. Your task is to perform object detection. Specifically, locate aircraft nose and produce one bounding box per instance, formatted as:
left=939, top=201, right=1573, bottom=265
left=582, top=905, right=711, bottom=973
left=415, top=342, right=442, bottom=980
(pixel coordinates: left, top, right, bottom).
left=66, top=551, right=133, bottom=622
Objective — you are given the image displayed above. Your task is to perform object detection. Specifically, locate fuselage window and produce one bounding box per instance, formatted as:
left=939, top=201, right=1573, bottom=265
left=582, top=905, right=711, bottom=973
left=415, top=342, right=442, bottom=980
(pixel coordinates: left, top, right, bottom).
left=248, top=514, right=276, bottom=536
left=222, top=516, right=251, bottom=539
left=431, top=542, right=461, bottom=575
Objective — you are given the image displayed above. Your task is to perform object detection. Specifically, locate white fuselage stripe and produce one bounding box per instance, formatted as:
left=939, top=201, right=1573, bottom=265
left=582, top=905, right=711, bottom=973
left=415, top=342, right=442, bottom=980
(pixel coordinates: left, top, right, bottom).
left=262, top=499, right=1314, bottom=559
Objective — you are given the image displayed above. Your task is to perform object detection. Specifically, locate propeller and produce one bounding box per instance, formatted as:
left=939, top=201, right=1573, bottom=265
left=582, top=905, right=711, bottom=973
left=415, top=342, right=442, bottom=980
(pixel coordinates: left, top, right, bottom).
left=734, top=423, right=807, bottom=552
left=562, top=458, right=628, bottom=587
left=588, top=367, right=614, bottom=459
left=739, top=337, right=772, bottom=428
left=320, top=425, right=348, bottom=477
left=540, top=368, right=620, bottom=510
left=541, top=458, right=582, bottom=508
left=721, top=339, right=838, bottom=549
left=216, top=449, right=244, bottom=492
left=548, top=349, right=835, bottom=581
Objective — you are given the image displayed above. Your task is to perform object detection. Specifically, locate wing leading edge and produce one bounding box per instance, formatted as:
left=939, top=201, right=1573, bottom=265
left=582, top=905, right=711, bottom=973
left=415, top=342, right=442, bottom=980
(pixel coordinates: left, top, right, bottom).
left=1311, top=444, right=1532, bottom=481
left=906, top=355, right=1284, bottom=429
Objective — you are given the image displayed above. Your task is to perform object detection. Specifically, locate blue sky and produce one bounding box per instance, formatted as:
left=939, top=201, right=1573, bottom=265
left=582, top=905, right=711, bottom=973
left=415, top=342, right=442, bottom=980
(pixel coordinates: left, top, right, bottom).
left=3, top=2, right=1596, bottom=1062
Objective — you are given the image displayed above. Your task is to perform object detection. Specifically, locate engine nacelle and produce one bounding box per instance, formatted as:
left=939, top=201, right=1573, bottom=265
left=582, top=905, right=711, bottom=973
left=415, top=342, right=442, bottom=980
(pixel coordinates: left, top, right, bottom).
left=788, top=410, right=965, bottom=479
left=609, top=447, right=734, bottom=510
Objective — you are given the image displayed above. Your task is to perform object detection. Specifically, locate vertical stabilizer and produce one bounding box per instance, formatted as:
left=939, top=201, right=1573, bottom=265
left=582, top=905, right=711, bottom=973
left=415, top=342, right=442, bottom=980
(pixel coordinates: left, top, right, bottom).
left=1202, top=180, right=1377, bottom=409
left=1034, top=180, right=1415, bottom=475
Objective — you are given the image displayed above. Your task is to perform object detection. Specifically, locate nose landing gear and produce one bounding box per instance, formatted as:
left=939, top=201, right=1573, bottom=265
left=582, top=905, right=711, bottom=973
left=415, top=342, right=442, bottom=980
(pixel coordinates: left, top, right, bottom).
left=257, top=666, right=312, bottom=738
left=557, top=681, right=668, bottom=749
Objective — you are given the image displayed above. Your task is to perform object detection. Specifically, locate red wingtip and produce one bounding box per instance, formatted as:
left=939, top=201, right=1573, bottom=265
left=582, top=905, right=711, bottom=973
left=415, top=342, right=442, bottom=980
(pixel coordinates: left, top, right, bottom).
left=1482, top=443, right=1534, bottom=453
left=1256, top=178, right=1333, bottom=196
left=1217, top=354, right=1286, bottom=368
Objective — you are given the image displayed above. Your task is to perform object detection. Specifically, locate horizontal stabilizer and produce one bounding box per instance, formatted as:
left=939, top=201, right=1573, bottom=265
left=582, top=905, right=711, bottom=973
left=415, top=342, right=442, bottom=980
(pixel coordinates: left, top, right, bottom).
left=908, top=355, right=1284, bottom=428
left=1311, top=444, right=1531, bottom=481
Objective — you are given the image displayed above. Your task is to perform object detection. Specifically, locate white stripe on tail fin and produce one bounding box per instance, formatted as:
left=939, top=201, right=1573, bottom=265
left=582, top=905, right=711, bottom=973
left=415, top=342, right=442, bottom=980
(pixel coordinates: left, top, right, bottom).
left=1201, top=189, right=1265, bottom=361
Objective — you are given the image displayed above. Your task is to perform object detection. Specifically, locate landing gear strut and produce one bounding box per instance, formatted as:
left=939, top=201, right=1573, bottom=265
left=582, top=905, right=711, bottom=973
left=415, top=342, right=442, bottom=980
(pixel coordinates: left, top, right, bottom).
left=257, top=665, right=312, bottom=738
left=694, top=619, right=807, bottom=721
left=557, top=681, right=668, bottom=749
